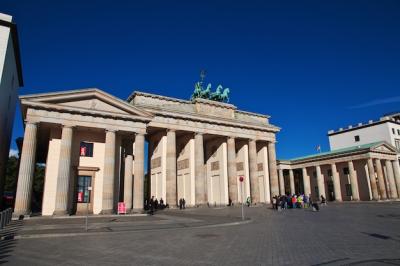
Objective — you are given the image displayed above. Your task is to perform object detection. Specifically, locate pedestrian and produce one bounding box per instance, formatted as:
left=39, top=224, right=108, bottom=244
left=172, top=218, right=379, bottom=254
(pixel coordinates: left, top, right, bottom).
left=182, top=198, right=186, bottom=209
left=321, top=195, right=327, bottom=206
left=154, top=198, right=159, bottom=209
left=291, top=194, right=297, bottom=209
left=179, top=198, right=183, bottom=210
left=149, top=196, right=155, bottom=215
left=277, top=196, right=281, bottom=211
left=246, top=196, right=251, bottom=207
left=303, top=194, right=308, bottom=208
left=297, top=194, right=303, bottom=208
left=272, top=195, right=277, bottom=209
left=160, top=198, right=164, bottom=209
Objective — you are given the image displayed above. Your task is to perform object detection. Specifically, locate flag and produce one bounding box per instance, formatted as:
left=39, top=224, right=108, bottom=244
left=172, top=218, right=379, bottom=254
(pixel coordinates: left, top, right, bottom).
left=316, top=145, right=321, bottom=152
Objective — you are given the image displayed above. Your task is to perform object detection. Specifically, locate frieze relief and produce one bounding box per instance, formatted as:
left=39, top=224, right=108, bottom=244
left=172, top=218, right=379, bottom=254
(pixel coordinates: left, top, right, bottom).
left=151, top=157, right=161, bottom=169
left=236, top=162, right=244, bottom=171
left=211, top=161, right=219, bottom=171
left=177, top=159, right=189, bottom=170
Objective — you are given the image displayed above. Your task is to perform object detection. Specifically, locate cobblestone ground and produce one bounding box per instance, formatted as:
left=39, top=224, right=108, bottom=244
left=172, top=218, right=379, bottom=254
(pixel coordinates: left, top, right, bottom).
left=1, top=202, right=400, bottom=265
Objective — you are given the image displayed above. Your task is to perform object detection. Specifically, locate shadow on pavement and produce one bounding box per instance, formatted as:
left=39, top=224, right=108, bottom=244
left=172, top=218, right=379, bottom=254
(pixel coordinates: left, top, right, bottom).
left=0, top=220, right=23, bottom=264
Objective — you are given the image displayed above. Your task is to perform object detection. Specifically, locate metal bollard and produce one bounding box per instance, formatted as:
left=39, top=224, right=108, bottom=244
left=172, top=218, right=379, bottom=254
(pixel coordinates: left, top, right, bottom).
left=0, top=212, right=4, bottom=229
left=8, top=209, right=12, bottom=224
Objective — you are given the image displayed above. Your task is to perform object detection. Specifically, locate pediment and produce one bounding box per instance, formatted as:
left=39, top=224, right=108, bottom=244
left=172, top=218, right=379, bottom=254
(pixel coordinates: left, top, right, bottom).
left=370, top=142, right=398, bottom=153
left=20, top=88, right=153, bottom=120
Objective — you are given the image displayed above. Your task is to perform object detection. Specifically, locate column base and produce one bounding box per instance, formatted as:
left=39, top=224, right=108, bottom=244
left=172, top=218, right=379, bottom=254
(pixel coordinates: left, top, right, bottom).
left=100, top=209, right=114, bottom=215
left=12, top=213, right=30, bottom=220
left=53, top=210, right=69, bottom=216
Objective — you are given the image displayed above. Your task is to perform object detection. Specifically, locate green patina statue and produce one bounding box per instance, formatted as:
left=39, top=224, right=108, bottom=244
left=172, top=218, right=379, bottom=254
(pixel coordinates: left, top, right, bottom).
left=190, top=71, right=230, bottom=103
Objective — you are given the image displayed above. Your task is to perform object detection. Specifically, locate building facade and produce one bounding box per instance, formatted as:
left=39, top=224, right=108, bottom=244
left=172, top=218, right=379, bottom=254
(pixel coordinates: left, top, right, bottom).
left=14, top=88, right=280, bottom=216
left=278, top=142, right=400, bottom=202
left=0, top=13, right=23, bottom=209
left=328, top=112, right=400, bottom=157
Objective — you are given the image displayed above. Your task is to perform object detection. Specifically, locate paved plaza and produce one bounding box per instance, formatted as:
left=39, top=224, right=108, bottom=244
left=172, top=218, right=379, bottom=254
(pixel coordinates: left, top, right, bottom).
left=1, top=202, right=400, bottom=265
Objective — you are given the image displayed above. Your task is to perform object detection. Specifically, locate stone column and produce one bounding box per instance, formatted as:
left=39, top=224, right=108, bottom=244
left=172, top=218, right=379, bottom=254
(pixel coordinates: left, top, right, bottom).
left=268, top=142, right=279, bottom=197
left=249, top=139, right=259, bottom=203
left=166, top=129, right=177, bottom=207
left=385, top=160, right=398, bottom=199
left=194, top=133, right=206, bottom=205
left=278, top=169, right=285, bottom=195
left=316, top=165, right=326, bottom=200
left=367, top=158, right=379, bottom=200
left=133, top=133, right=145, bottom=209
left=289, top=169, right=295, bottom=195
left=102, top=129, right=116, bottom=214
left=375, top=159, right=387, bottom=200
left=392, top=160, right=400, bottom=197
left=54, top=125, right=74, bottom=215
left=330, top=163, right=342, bottom=202
left=123, top=139, right=133, bottom=210
left=14, top=122, right=38, bottom=216
left=227, top=137, right=238, bottom=203
left=348, top=161, right=360, bottom=201
left=302, top=167, right=311, bottom=196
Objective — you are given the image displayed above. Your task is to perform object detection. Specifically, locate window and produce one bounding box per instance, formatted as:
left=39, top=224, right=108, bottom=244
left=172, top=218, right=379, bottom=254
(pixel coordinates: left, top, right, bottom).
left=345, top=184, right=352, bottom=196
left=77, top=176, right=91, bottom=203
left=395, top=139, right=400, bottom=151
left=392, top=128, right=396, bottom=134
left=354, top=135, right=360, bottom=142
left=80, top=142, right=94, bottom=157
left=343, top=167, right=349, bottom=175
left=397, top=129, right=400, bottom=135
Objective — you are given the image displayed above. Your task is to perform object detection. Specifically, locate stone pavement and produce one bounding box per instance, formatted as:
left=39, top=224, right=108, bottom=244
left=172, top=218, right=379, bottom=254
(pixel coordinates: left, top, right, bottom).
left=1, top=202, right=400, bottom=265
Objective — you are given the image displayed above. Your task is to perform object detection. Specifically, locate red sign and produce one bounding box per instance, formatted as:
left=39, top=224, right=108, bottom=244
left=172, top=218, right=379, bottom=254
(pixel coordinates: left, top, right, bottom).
left=239, top=176, right=244, bottom=182
left=77, top=192, right=83, bottom=203
left=80, top=146, right=87, bottom=156
left=118, top=202, right=126, bottom=214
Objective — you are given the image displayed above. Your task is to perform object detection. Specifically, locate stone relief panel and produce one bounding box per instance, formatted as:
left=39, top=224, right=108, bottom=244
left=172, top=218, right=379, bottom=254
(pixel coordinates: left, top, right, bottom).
left=257, top=163, right=263, bottom=171
left=177, top=159, right=189, bottom=170
left=151, top=157, right=161, bottom=169
left=236, top=162, right=244, bottom=171
left=211, top=161, right=219, bottom=171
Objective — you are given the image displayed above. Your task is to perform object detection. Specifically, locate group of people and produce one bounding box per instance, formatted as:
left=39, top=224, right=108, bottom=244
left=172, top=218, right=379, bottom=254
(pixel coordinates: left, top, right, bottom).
left=272, top=194, right=327, bottom=211
left=144, top=196, right=168, bottom=215
left=179, top=198, right=186, bottom=209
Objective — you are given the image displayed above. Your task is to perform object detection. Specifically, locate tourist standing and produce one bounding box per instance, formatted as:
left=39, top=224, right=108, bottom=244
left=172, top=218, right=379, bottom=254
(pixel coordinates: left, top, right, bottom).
left=291, top=194, right=297, bottom=209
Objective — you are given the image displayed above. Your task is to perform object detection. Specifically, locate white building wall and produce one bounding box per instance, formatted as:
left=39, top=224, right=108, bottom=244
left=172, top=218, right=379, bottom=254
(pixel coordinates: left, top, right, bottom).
left=329, top=123, right=393, bottom=151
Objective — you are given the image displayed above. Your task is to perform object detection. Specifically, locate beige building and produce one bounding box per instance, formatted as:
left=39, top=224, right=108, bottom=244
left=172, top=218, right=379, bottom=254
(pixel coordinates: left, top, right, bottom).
left=0, top=13, right=23, bottom=209
left=14, top=88, right=280, bottom=216
left=277, top=142, right=400, bottom=202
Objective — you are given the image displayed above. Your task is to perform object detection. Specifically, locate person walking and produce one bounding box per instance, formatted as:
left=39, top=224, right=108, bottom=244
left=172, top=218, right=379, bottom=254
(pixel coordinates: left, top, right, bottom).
left=182, top=198, right=186, bottom=209
left=321, top=195, right=327, bottom=206
left=149, top=196, right=155, bottom=215
left=246, top=196, right=251, bottom=207
left=272, top=195, right=277, bottom=209
left=179, top=198, right=183, bottom=210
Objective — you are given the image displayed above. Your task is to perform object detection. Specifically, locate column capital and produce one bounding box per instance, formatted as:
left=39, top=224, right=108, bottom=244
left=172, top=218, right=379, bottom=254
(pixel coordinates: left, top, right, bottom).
left=166, top=128, right=176, bottom=133
left=25, top=120, right=38, bottom=127
left=105, top=128, right=118, bottom=133
left=135, top=132, right=145, bottom=137
left=61, top=124, right=75, bottom=129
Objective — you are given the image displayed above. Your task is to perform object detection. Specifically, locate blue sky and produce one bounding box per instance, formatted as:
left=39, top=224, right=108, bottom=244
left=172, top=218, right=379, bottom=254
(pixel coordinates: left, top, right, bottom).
left=3, top=0, right=400, bottom=160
